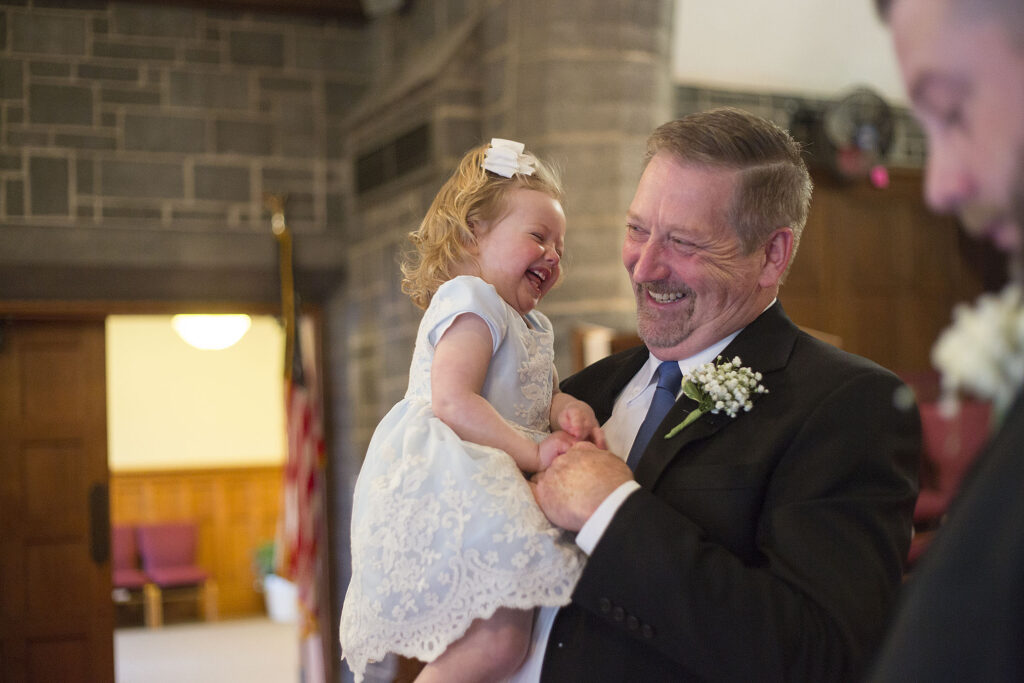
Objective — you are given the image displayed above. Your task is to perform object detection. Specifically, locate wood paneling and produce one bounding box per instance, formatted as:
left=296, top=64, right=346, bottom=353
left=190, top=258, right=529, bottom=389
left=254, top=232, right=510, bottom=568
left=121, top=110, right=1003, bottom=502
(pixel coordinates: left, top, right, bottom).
left=781, top=168, right=1006, bottom=373
left=110, top=466, right=283, bottom=618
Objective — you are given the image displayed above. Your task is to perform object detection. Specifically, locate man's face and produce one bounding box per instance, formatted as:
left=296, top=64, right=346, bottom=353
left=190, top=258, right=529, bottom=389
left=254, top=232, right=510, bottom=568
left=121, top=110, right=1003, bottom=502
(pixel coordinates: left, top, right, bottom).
left=891, top=0, right=1024, bottom=259
left=622, top=153, right=780, bottom=360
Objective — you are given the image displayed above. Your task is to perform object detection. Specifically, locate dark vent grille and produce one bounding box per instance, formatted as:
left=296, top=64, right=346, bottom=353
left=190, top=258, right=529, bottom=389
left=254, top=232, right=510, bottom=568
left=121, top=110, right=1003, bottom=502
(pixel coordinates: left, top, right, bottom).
left=356, top=123, right=431, bottom=194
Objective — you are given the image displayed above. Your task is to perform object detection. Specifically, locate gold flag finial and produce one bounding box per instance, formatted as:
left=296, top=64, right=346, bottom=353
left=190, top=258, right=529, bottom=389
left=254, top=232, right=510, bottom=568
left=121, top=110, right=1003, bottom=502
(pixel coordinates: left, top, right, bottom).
left=264, top=193, right=289, bottom=236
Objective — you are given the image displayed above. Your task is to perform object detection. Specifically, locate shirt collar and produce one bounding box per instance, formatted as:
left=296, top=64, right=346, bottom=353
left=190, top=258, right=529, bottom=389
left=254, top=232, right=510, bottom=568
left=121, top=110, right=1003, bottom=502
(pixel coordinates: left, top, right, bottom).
left=621, top=297, right=776, bottom=405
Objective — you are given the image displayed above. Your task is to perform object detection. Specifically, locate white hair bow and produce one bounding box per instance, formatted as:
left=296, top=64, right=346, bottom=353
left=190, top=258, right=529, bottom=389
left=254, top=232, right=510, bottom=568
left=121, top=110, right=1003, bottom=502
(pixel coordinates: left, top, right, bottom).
left=482, top=138, right=536, bottom=178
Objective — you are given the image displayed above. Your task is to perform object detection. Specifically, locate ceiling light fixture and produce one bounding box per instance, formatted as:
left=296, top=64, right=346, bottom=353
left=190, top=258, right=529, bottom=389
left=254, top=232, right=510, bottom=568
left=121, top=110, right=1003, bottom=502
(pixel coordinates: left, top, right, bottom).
left=172, top=314, right=252, bottom=350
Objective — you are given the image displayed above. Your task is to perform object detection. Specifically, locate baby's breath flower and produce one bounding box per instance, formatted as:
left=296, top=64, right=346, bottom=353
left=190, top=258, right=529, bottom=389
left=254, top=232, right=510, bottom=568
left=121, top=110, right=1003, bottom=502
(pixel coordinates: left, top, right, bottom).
left=664, top=355, right=768, bottom=439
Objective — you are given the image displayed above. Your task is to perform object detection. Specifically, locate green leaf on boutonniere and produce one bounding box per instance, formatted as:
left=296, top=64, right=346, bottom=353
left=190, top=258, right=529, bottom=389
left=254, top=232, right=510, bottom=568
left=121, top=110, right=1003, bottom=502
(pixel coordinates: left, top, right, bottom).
left=663, top=355, right=768, bottom=440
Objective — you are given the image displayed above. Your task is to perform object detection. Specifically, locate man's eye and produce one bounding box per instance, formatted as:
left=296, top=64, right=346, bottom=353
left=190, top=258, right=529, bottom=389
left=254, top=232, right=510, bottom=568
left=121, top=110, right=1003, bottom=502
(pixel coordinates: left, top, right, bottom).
left=939, top=107, right=964, bottom=128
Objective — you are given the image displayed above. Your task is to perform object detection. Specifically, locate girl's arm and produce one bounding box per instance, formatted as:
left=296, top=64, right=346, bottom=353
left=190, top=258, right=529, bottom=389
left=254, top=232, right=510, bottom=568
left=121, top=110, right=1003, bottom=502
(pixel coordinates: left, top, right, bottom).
left=432, top=312, right=550, bottom=472
left=549, top=368, right=607, bottom=449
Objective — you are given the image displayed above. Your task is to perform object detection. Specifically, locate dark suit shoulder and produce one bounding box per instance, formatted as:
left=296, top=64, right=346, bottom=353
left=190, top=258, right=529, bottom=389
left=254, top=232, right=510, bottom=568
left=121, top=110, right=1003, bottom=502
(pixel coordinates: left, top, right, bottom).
left=560, top=344, right=647, bottom=396
left=790, top=328, right=901, bottom=384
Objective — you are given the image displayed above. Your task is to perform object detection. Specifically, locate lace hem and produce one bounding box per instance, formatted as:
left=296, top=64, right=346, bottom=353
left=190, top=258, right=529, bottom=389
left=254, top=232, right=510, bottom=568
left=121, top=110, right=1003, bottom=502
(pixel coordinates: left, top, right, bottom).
left=340, top=558, right=579, bottom=682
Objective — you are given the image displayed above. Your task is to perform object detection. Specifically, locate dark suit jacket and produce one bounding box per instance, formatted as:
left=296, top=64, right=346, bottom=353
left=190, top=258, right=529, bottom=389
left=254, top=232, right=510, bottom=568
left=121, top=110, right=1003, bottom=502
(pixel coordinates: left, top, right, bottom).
left=868, top=390, right=1024, bottom=681
left=544, top=302, right=920, bottom=682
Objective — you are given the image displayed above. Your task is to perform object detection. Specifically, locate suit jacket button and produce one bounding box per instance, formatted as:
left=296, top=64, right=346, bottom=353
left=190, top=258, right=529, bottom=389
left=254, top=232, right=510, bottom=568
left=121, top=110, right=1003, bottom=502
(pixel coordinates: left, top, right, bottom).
left=612, top=606, right=625, bottom=622
left=598, top=598, right=612, bottom=613
left=626, top=615, right=639, bottom=631
left=641, top=624, right=654, bottom=639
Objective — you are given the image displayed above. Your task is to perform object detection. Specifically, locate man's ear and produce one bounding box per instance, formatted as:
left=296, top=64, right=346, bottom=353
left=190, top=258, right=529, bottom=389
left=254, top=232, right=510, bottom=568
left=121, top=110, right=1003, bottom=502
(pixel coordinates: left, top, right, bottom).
left=758, top=227, right=794, bottom=288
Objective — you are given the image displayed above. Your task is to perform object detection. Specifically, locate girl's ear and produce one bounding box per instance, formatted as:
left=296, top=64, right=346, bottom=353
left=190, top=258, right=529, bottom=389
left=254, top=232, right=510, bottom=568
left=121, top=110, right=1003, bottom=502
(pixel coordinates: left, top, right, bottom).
left=465, top=219, right=484, bottom=254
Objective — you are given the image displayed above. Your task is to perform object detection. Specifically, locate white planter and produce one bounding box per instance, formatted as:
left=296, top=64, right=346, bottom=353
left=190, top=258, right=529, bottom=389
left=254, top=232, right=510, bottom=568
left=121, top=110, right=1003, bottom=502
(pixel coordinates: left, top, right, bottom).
left=262, top=574, right=298, bottom=623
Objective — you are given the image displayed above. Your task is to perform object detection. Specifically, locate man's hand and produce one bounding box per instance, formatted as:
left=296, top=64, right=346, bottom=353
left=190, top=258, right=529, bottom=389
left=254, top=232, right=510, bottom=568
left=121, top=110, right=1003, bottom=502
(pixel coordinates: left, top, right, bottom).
left=531, top=442, right=633, bottom=531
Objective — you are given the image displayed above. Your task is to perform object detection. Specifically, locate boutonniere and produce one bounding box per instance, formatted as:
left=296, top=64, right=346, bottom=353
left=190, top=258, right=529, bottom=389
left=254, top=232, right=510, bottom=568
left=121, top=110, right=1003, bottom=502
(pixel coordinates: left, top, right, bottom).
left=931, top=283, right=1024, bottom=422
left=664, top=356, right=768, bottom=439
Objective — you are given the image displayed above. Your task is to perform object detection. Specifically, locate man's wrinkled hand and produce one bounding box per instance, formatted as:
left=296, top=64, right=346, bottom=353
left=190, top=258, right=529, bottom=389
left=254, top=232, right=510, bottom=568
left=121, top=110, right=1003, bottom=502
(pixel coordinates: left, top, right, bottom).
left=531, top=443, right=632, bottom=532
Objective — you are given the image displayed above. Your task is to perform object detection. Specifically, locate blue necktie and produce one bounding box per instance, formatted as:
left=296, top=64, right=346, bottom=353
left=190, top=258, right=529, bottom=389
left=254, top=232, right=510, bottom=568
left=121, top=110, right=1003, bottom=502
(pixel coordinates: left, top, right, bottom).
left=626, top=361, right=683, bottom=471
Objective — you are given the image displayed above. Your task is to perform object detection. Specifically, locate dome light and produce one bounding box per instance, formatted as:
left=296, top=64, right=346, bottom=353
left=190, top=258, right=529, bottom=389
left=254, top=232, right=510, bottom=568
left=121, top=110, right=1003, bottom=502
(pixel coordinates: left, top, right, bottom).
left=172, top=314, right=252, bottom=350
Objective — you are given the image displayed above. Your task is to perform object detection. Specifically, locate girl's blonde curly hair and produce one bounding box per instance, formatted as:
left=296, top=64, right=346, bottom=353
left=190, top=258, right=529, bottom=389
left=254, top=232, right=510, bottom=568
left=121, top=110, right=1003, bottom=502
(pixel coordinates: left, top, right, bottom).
left=400, top=142, right=563, bottom=309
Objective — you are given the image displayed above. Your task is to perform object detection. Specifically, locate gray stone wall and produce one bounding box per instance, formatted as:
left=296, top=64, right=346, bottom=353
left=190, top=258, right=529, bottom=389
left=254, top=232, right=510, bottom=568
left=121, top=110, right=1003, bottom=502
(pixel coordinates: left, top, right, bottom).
left=0, top=1, right=373, bottom=299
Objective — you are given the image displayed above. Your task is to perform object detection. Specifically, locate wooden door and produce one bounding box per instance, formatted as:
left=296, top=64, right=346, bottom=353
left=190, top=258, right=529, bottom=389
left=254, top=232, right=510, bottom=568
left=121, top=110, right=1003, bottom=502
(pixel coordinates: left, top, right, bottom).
left=0, top=320, right=114, bottom=683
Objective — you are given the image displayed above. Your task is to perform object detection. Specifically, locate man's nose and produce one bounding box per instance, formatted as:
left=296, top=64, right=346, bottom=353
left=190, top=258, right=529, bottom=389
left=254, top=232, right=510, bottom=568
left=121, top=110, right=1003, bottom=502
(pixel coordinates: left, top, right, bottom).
left=631, top=240, right=669, bottom=281
left=924, top=144, right=973, bottom=214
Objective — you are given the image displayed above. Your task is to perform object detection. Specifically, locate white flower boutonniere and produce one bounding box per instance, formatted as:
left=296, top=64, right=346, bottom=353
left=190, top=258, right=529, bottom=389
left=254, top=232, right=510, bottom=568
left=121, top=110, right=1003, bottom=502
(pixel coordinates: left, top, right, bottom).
left=664, top=355, right=768, bottom=439
left=931, top=283, right=1024, bottom=420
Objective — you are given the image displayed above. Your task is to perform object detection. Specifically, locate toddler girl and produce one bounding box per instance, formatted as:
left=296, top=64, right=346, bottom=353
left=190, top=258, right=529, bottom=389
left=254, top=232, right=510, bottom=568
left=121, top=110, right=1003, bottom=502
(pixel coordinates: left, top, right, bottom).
left=339, top=139, right=604, bottom=682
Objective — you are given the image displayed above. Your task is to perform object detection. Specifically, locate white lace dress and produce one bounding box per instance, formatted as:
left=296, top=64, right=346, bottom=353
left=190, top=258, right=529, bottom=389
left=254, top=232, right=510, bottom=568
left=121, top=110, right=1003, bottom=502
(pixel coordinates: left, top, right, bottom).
left=339, top=276, right=584, bottom=681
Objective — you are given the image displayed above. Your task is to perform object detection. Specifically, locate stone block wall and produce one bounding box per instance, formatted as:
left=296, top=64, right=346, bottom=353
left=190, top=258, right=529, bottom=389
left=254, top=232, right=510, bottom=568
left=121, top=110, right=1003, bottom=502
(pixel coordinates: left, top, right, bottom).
left=0, top=0, right=373, bottom=297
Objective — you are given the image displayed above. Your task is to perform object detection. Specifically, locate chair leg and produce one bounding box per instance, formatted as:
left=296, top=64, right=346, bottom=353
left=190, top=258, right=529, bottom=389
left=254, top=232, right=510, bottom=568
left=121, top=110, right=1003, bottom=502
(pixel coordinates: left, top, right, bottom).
left=144, top=583, right=163, bottom=628
left=202, top=580, right=219, bottom=622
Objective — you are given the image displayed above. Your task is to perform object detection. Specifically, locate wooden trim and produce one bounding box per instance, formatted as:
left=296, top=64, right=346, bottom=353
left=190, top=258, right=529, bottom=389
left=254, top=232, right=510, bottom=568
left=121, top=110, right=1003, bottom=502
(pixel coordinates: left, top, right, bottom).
left=0, top=300, right=285, bottom=318
left=112, top=464, right=283, bottom=478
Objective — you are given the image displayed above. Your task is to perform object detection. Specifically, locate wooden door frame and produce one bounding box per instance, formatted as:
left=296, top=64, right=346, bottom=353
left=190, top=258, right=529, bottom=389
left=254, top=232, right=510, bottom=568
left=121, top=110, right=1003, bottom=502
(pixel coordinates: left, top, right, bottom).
left=0, top=298, right=336, bottom=682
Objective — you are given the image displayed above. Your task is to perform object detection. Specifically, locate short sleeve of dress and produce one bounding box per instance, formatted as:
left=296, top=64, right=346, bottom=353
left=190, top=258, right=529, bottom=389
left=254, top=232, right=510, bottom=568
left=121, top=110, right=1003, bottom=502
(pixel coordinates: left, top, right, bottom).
left=524, top=308, right=553, bottom=336
left=425, top=276, right=510, bottom=354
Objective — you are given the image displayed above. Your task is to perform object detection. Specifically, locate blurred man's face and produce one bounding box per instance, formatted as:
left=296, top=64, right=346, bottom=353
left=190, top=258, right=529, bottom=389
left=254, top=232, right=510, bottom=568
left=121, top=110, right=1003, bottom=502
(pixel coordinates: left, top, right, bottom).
left=891, top=0, right=1024, bottom=264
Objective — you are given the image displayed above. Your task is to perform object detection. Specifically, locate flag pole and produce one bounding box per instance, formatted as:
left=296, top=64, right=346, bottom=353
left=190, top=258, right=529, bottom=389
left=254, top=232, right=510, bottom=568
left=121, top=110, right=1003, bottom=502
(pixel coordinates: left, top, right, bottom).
left=265, top=193, right=328, bottom=682
left=266, top=192, right=294, bottom=382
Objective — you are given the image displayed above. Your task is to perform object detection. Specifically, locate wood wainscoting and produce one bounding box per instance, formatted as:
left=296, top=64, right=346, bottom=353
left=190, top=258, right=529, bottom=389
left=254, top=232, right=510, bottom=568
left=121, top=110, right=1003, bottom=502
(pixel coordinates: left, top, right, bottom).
left=110, top=466, right=282, bottom=619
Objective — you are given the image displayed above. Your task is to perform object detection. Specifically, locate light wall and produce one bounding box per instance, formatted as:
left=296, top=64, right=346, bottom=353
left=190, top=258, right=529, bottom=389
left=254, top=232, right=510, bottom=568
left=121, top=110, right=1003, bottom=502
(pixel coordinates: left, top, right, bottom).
left=673, top=0, right=906, bottom=102
left=106, top=315, right=286, bottom=471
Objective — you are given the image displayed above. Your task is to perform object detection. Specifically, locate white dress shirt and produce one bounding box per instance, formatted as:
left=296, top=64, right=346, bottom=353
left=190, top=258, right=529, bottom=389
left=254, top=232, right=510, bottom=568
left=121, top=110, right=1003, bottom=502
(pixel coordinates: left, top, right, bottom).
left=508, top=330, right=740, bottom=682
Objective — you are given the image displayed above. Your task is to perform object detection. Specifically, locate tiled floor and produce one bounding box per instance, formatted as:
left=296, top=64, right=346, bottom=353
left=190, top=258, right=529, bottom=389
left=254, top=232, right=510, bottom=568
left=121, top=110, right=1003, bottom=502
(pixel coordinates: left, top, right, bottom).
left=115, top=617, right=299, bottom=683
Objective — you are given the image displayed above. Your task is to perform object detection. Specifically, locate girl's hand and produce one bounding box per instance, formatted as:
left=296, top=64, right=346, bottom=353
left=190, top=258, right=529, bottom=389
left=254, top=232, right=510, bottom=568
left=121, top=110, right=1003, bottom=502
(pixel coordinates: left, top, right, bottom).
left=538, top=430, right=576, bottom=470
left=556, top=399, right=607, bottom=449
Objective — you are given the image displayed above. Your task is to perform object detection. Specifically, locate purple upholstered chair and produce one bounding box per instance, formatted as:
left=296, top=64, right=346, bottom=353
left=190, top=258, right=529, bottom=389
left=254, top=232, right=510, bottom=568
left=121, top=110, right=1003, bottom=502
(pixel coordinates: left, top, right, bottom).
left=112, top=524, right=148, bottom=590
left=136, top=522, right=218, bottom=626
left=112, top=524, right=163, bottom=627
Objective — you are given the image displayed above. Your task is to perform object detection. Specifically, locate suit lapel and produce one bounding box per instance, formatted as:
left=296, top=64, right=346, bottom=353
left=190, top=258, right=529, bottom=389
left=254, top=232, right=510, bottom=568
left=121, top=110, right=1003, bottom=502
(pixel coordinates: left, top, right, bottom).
left=585, top=346, right=650, bottom=424
left=634, top=302, right=799, bottom=487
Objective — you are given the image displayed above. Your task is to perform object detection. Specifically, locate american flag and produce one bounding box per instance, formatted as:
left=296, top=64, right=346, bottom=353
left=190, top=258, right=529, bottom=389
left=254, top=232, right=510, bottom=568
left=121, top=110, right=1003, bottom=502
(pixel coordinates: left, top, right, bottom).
left=271, top=197, right=327, bottom=683
left=278, top=320, right=325, bottom=635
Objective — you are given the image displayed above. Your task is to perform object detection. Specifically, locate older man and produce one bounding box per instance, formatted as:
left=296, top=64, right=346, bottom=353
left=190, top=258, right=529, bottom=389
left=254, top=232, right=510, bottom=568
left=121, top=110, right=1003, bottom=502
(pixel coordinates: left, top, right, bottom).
left=512, top=108, right=920, bottom=682
left=870, top=0, right=1024, bottom=679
